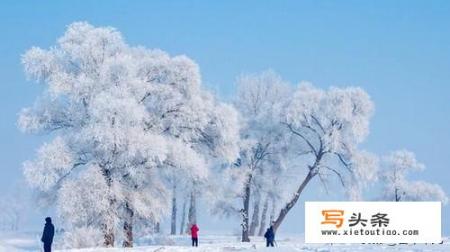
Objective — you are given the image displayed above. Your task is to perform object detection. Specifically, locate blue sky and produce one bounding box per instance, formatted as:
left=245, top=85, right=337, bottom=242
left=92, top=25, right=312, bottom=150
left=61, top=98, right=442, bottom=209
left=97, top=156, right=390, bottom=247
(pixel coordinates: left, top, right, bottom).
left=1, top=0, right=449, bottom=234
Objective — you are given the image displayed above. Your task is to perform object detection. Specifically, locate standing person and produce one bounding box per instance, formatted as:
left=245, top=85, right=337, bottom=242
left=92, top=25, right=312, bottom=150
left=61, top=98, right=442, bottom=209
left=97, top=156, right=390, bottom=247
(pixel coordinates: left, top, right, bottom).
left=41, top=217, right=55, bottom=252
left=190, top=223, right=199, bottom=247
left=264, top=225, right=275, bottom=247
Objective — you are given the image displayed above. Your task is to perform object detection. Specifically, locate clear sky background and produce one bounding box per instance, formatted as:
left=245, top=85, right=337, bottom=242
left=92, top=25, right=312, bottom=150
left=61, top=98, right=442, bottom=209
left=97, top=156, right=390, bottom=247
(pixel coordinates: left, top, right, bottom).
left=1, top=0, right=449, bottom=235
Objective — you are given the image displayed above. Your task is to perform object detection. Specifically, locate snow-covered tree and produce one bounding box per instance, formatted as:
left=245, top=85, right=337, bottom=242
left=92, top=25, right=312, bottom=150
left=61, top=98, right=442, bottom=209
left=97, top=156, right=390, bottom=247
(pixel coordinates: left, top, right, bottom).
left=20, top=23, right=170, bottom=246
left=272, top=83, right=378, bottom=231
left=138, top=45, right=240, bottom=235
left=19, top=22, right=239, bottom=248
left=159, top=141, right=208, bottom=235
left=221, top=70, right=292, bottom=242
left=212, top=72, right=378, bottom=238
left=401, top=181, right=448, bottom=203
left=207, top=162, right=248, bottom=219
left=256, top=155, right=288, bottom=236
left=380, top=150, right=448, bottom=203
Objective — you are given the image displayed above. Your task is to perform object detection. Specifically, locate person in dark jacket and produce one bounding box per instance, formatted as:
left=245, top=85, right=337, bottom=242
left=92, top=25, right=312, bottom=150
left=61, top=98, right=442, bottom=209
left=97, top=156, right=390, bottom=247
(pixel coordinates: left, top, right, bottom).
left=190, top=223, right=199, bottom=247
left=264, top=225, right=275, bottom=247
left=41, top=217, right=55, bottom=252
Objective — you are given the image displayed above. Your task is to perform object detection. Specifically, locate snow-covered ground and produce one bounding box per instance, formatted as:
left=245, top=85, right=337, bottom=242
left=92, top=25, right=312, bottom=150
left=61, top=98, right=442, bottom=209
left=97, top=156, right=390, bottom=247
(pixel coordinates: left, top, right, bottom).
left=0, top=231, right=42, bottom=251
left=1, top=233, right=449, bottom=252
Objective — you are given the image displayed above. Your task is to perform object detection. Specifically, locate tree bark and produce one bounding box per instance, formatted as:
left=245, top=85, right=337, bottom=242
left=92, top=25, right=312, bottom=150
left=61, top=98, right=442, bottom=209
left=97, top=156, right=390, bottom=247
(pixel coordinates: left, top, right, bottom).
left=272, top=170, right=316, bottom=231
left=249, top=193, right=260, bottom=236
left=103, top=223, right=115, bottom=247
left=102, top=169, right=115, bottom=247
left=258, top=197, right=269, bottom=236
left=241, top=175, right=252, bottom=242
left=123, top=202, right=134, bottom=247
left=103, top=198, right=115, bottom=247
left=179, top=197, right=187, bottom=235
left=170, top=184, right=177, bottom=235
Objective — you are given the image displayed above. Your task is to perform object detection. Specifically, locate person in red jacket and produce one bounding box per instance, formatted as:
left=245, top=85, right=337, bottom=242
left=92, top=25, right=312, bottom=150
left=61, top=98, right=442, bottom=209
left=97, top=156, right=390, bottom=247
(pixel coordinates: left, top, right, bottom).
left=190, top=223, right=199, bottom=247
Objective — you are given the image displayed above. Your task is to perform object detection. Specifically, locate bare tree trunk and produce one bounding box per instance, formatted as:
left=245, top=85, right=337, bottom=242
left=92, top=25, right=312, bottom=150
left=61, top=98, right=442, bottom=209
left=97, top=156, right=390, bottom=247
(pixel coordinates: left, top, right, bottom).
left=258, top=197, right=269, bottom=236
left=272, top=170, right=315, bottom=231
left=154, top=222, right=161, bottom=233
left=102, top=169, right=115, bottom=247
left=241, top=175, right=252, bottom=242
left=179, top=197, right=187, bottom=235
left=249, top=193, right=260, bottom=236
left=103, top=198, right=115, bottom=247
left=395, top=187, right=401, bottom=202
left=123, top=202, right=134, bottom=247
left=186, top=190, right=197, bottom=233
left=103, top=223, right=115, bottom=247
left=170, top=184, right=177, bottom=235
